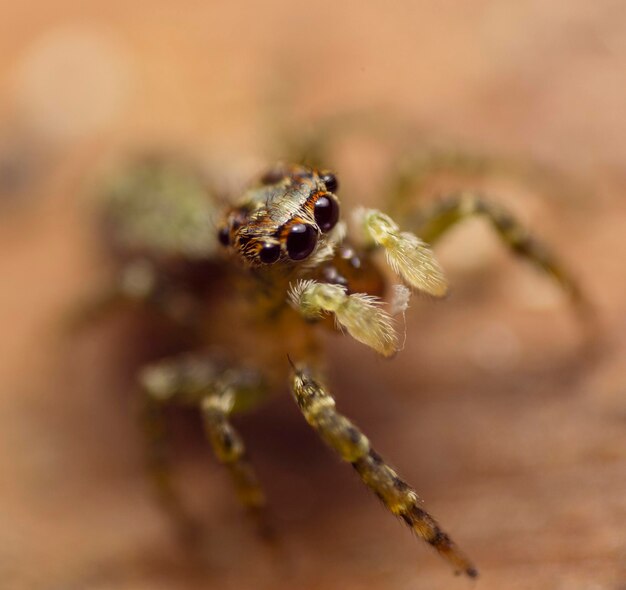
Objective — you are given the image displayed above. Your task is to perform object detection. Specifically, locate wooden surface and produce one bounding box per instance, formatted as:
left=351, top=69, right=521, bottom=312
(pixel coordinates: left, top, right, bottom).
left=1, top=2, right=625, bottom=589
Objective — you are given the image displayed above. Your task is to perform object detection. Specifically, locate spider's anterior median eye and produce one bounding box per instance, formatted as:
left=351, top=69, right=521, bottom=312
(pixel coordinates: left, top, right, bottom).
left=286, top=223, right=317, bottom=260
left=320, top=172, right=338, bottom=193
left=259, top=242, right=281, bottom=264
left=314, top=194, right=339, bottom=232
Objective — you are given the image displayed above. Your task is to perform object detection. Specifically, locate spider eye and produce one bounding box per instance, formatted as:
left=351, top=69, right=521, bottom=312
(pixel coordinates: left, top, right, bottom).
left=217, top=226, right=230, bottom=246
left=286, top=223, right=317, bottom=260
left=320, top=172, right=338, bottom=193
left=259, top=242, right=280, bottom=264
left=260, top=168, right=285, bottom=185
left=314, top=194, right=339, bottom=232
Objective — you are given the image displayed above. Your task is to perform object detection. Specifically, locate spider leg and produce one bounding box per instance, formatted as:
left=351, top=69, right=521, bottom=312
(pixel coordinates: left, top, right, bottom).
left=139, top=354, right=271, bottom=538
left=201, top=391, right=272, bottom=539
left=288, top=279, right=399, bottom=357
left=407, top=192, right=587, bottom=309
left=288, top=363, right=478, bottom=578
left=68, top=259, right=201, bottom=330
left=359, top=209, right=449, bottom=297
left=387, top=148, right=520, bottom=216
left=140, top=392, right=203, bottom=544
left=67, top=259, right=160, bottom=328
left=384, top=146, right=583, bottom=219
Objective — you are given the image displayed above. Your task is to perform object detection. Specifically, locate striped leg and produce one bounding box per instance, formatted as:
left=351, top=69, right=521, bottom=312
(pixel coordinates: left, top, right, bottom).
left=201, top=391, right=272, bottom=539
left=139, top=354, right=270, bottom=537
left=411, top=192, right=587, bottom=308
left=289, top=364, right=478, bottom=578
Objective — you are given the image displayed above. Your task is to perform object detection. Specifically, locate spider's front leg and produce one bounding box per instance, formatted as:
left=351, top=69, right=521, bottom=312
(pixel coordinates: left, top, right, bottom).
left=359, top=209, right=449, bottom=297
left=288, top=279, right=399, bottom=357
left=139, top=354, right=271, bottom=538
left=288, top=214, right=448, bottom=355
left=288, top=363, right=478, bottom=578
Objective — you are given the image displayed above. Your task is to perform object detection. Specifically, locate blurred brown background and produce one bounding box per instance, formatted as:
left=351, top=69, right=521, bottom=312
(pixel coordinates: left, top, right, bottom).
left=1, top=2, right=625, bottom=589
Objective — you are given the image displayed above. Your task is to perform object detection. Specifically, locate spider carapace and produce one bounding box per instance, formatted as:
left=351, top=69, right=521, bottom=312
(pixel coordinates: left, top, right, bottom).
left=94, top=157, right=586, bottom=579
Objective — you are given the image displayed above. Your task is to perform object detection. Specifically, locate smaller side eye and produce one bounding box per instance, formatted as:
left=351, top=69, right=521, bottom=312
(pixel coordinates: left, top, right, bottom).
left=286, top=223, right=317, bottom=260
left=259, top=242, right=281, bottom=264
left=320, top=172, right=338, bottom=193
left=218, top=226, right=230, bottom=246
left=260, top=168, right=285, bottom=185
left=314, top=194, right=339, bottom=233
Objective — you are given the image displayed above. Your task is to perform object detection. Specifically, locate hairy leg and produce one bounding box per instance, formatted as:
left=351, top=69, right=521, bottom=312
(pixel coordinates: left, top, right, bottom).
left=359, top=208, right=448, bottom=297
left=288, top=279, right=398, bottom=357
left=289, top=363, right=478, bottom=578
left=139, top=354, right=270, bottom=536
left=201, top=391, right=272, bottom=539
left=409, top=192, right=587, bottom=309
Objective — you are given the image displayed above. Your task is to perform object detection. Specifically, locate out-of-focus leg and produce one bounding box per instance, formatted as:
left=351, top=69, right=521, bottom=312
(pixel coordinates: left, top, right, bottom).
left=139, top=354, right=270, bottom=538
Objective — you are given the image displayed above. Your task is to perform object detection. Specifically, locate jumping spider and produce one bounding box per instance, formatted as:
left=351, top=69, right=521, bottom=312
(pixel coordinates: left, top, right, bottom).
left=84, top=153, right=586, bottom=579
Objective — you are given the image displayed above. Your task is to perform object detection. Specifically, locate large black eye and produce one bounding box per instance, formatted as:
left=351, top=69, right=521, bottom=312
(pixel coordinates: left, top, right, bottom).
left=314, top=194, right=339, bottom=232
left=259, top=242, right=280, bottom=264
left=320, top=172, right=338, bottom=193
left=286, top=223, right=317, bottom=260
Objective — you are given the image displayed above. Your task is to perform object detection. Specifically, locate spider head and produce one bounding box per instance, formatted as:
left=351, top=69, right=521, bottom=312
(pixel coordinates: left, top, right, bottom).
left=217, top=164, right=343, bottom=269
